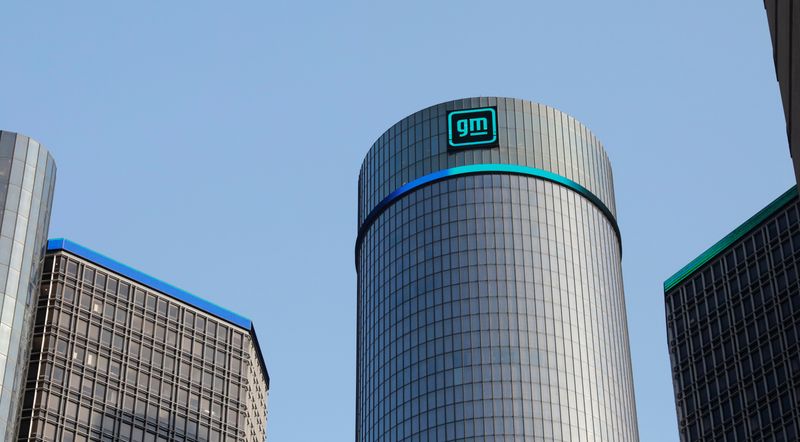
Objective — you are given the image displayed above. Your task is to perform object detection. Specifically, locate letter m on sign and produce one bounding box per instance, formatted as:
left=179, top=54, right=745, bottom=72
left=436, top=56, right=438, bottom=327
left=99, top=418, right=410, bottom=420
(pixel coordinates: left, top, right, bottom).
left=447, top=107, right=498, bottom=149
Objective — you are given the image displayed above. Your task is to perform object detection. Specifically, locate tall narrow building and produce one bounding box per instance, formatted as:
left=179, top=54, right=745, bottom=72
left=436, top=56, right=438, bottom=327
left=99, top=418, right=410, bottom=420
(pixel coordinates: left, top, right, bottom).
left=764, top=0, right=800, bottom=185
left=0, top=131, right=56, bottom=440
left=355, top=98, right=639, bottom=441
left=17, top=239, right=269, bottom=441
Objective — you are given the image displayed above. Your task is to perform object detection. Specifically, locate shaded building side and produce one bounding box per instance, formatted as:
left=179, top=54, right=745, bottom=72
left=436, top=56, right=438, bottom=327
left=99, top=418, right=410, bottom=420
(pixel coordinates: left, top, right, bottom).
left=665, top=186, right=800, bottom=441
left=764, top=0, right=800, bottom=184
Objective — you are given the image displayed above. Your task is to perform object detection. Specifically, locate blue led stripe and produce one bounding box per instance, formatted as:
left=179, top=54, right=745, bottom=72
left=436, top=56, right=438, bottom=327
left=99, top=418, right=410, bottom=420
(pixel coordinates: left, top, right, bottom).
left=663, top=186, right=798, bottom=293
left=355, top=164, right=621, bottom=269
left=47, top=238, right=251, bottom=329
left=46, top=238, right=270, bottom=387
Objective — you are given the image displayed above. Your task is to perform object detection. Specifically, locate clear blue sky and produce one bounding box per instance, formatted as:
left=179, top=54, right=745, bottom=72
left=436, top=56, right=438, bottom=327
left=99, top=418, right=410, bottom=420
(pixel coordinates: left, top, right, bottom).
left=0, top=1, right=792, bottom=441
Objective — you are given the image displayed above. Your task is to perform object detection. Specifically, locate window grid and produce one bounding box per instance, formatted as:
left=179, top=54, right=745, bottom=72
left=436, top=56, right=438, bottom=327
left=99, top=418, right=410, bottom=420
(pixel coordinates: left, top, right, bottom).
left=357, top=175, right=637, bottom=441
left=17, top=252, right=268, bottom=442
left=666, top=196, right=800, bottom=441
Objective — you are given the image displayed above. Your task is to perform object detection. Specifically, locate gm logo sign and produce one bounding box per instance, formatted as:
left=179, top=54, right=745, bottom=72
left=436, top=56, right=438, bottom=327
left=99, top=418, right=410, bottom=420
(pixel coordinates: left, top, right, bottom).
left=447, top=107, right=498, bottom=149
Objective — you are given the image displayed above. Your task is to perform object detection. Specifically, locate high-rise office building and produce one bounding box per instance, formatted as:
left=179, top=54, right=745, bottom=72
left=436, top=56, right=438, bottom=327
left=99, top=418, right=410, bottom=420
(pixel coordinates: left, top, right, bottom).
left=0, top=131, right=56, bottom=440
left=664, top=5, right=800, bottom=440
left=764, top=0, right=800, bottom=184
left=355, top=97, right=639, bottom=441
left=664, top=186, right=800, bottom=441
left=17, top=239, right=269, bottom=441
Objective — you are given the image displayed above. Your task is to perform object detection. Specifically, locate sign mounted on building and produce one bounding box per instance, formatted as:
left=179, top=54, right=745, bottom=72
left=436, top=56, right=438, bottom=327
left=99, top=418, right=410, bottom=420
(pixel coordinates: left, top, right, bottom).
left=447, top=107, right=498, bottom=149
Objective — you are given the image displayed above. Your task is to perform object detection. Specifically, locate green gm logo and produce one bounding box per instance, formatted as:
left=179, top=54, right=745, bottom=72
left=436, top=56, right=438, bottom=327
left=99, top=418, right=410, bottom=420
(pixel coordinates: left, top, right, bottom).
left=447, top=107, right=498, bottom=149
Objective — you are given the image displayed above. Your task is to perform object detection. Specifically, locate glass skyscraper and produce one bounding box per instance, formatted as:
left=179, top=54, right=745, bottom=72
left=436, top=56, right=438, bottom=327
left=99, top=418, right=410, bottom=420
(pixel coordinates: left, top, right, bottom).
left=0, top=131, right=56, bottom=440
left=17, top=239, right=269, bottom=441
left=665, top=186, right=800, bottom=441
left=355, top=97, right=639, bottom=441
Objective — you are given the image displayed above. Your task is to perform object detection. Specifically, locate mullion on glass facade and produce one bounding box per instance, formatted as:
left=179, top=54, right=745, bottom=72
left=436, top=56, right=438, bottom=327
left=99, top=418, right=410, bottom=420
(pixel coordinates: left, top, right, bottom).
left=0, top=131, right=56, bottom=440
left=357, top=98, right=639, bottom=441
left=17, top=242, right=268, bottom=442
left=665, top=187, right=800, bottom=441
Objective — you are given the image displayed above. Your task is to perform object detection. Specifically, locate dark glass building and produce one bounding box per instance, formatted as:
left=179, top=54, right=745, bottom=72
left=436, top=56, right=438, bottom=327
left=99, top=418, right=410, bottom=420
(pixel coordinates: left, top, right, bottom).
left=0, top=131, right=56, bottom=440
left=664, top=186, right=800, bottom=441
left=17, top=239, right=269, bottom=441
left=764, top=0, right=800, bottom=184
left=356, top=97, right=639, bottom=441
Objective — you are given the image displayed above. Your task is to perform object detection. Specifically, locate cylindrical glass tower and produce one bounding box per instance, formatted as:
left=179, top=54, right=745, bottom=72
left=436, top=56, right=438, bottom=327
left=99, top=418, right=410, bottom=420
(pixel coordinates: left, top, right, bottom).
left=355, top=98, right=638, bottom=441
left=0, top=131, right=56, bottom=439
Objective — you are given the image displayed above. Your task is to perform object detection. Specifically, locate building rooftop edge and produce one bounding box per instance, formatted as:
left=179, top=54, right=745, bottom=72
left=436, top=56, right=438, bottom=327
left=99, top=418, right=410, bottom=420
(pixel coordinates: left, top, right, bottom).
left=663, top=185, right=798, bottom=293
left=359, top=96, right=606, bottom=172
left=46, top=238, right=270, bottom=386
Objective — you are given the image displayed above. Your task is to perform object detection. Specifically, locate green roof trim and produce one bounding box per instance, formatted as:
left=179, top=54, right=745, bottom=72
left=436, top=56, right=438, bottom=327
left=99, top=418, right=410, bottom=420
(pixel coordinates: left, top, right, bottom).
left=664, top=185, right=798, bottom=293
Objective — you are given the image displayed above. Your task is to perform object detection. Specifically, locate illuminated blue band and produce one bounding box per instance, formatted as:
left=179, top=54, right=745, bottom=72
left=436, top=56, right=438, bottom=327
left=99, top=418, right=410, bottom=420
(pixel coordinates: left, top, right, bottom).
left=355, top=164, right=621, bottom=269
left=48, top=238, right=251, bottom=329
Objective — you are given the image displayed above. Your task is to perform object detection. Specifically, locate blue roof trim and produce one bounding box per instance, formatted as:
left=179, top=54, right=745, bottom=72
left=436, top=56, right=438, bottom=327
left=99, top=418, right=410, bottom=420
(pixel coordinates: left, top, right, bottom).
left=47, top=238, right=270, bottom=387
left=47, top=238, right=251, bottom=329
left=663, top=186, right=798, bottom=293
left=355, top=164, right=621, bottom=270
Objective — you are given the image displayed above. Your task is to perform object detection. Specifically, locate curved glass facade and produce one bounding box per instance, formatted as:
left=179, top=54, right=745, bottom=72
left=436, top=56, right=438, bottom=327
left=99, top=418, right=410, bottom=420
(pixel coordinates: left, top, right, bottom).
left=0, top=131, right=57, bottom=440
left=356, top=98, right=638, bottom=441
